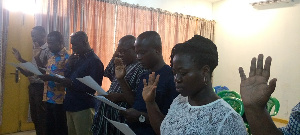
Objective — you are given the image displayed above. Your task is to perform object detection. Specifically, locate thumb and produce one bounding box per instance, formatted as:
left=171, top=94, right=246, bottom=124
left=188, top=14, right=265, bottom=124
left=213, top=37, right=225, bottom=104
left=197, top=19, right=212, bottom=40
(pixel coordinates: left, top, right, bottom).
left=267, top=78, right=277, bottom=95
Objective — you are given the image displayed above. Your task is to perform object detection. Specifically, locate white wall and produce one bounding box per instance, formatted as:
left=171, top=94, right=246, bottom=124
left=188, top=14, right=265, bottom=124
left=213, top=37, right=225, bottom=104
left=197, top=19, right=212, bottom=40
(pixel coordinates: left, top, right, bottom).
left=213, top=0, right=300, bottom=120
left=121, top=0, right=213, bottom=20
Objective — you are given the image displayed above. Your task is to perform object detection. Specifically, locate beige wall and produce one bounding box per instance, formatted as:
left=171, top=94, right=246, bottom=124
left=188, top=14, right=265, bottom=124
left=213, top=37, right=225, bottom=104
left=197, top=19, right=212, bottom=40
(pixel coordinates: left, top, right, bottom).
left=121, top=0, right=213, bottom=19
left=213, top=0, right=300, bottom=120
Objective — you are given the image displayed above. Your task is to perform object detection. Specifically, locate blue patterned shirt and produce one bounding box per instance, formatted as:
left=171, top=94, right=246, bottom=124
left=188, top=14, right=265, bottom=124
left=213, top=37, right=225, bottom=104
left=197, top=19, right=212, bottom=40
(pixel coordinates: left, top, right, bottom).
left=279, top=102, right=300, bottom=135
left=43, top=48, right=69, bottom=104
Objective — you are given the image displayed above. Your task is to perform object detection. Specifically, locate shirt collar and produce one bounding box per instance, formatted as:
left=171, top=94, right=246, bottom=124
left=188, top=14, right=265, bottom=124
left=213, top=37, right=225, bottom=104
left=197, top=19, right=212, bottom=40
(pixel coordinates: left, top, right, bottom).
left=79, top=49, right=94, bottom=58
left=53, top=47, right=67, bottom=56
left=40, top=43, right=48, bottom=50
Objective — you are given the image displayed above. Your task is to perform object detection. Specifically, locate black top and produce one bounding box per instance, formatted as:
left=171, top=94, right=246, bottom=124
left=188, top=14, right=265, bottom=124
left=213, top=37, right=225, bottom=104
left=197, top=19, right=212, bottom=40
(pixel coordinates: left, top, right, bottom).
left=64, top=50, right=104, bottom=112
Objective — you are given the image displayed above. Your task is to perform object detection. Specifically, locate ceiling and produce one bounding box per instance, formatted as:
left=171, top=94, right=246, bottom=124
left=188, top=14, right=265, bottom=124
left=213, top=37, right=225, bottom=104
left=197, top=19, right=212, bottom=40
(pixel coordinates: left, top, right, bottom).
left=203, top=0, right=223, bottom=3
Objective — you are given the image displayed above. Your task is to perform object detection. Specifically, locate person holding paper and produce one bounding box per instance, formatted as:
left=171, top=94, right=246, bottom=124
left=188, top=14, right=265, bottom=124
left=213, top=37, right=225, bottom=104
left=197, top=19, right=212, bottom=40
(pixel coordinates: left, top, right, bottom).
left=38, top=31, right=69, bottom=135
left=91, top=35, right=145, bottom=135
left=119, top=31, right=178, bottom=135
left=12, top=26, right=51, bottom=135
left=48, top=31, right=104, bottom=135
left=142, top=35, right=247, bottom=135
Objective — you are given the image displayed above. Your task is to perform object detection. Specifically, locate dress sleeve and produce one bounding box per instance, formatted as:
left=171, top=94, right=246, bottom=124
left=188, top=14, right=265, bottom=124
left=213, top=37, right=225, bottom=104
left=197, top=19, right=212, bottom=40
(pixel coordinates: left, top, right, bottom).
left=218, top=112, right=248, bottom=135
left=279, top=102, right=300, bottom=135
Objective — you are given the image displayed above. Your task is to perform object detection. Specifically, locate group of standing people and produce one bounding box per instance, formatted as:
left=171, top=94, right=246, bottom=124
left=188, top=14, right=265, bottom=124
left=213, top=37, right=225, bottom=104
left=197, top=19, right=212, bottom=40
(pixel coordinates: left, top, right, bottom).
left=12, top=26, right=299, bottom=135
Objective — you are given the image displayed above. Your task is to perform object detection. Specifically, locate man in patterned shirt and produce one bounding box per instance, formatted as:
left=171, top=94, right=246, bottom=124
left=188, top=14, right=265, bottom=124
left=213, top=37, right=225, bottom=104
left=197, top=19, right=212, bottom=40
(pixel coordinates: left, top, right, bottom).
left=239, top=54, right=299, bottom=135
left=38, top=31, right=69, bottom=135
left=92, top=35, right=144, bottom=135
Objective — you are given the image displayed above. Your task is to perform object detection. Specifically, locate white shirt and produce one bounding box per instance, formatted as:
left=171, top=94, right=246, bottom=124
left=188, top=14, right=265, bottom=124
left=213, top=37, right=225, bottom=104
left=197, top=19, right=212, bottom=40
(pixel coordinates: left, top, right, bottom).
left=160, top=94, right=247, bottom=135
left=28, top=43, right=51, bottom=83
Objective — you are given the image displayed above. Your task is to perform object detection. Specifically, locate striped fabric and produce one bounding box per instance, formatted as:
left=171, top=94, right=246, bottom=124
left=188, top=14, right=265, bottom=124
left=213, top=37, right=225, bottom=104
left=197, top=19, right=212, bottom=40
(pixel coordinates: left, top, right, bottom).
left=92, top=59, right=145, bottom=135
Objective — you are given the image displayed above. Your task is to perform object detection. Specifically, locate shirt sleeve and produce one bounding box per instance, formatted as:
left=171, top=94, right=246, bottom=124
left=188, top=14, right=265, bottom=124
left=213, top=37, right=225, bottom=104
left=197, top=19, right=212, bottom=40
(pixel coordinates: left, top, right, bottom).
left=219, top=112, right=248, bottom=135
left=279, top=102, right=300, bottom=135
left=104, top=58, right=115, bottom=81
left=156, top=75, right=178, bottom=115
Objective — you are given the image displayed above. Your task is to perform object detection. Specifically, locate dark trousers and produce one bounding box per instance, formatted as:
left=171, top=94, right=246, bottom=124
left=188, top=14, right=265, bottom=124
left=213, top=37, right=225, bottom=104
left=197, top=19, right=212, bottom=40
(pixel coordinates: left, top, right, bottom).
left=46, top=102, right=68, bottom=135
left=28, top=83, right=47, bottom=135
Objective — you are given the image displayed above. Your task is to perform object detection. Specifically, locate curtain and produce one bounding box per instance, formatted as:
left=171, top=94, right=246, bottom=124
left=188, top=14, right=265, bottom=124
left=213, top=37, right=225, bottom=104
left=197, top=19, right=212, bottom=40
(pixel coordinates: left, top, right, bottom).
left=197, top=19, right=215, bottom=41
left=158, top=11, right=200, bottom=65
left=69, top=0, right=116, bottom=90
left=157, top=10, right=177, bottom=65
left=0, top=0, right=9, bottom=125
left=34, top=0, right=215, bottom=90
left=115, top=2, right=158, bottom=44
left=35, top=0, right=71, bottom=49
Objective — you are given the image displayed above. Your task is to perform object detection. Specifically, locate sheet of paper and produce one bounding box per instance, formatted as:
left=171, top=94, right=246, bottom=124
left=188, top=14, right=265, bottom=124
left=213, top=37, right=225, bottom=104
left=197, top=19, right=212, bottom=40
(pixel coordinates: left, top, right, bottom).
left=76, top=76, right=108, bottom=95
left=8, top=62, right=21, bottom=68
left=40, top=68, right=65, bottom=78
left=19, top=62, right=43, bottom=75
left=104, top=116, right=136, bottom=135
left=94, top=95, right=126, bottom=111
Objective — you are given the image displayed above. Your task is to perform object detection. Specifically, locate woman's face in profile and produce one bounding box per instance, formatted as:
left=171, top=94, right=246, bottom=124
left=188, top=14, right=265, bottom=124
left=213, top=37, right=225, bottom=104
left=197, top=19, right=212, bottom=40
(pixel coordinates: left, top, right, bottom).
left=172, top=54, right=205, bottom=97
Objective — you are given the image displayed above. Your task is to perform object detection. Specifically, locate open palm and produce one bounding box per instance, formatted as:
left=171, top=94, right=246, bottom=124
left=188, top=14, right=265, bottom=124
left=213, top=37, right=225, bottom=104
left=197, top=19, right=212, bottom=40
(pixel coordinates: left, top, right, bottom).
left=239, top=54, right=277, bottom=109
left=142, top=72, right=160, bottom=102
left=114, top=57, right=126, bottom=79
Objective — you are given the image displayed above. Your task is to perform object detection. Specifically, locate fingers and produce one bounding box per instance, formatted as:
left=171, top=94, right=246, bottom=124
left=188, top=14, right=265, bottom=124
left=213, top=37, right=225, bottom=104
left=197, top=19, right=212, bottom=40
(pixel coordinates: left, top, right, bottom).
left=143, top=79, right=147, bottom=88
left=148, top=72, right=155, bottom=85
left=256, top=54, right=264, bottom=75
left=267, top=78, right=277, bottom=95
left=153, top=74, right=160, bottom=86
left=239, top=67, right=247, bottom=81
left=249, top=57, right=256, bottom=77
left=262, top=56, right=272, bottom=80
left=114, top=57, right=123, bottom=66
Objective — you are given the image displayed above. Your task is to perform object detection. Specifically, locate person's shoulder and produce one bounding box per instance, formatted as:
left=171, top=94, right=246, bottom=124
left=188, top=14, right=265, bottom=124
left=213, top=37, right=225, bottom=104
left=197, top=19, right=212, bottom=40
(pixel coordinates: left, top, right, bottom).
left=157, top=65, right=173, bottom=76
left=40, top=43, right=48, bottom=50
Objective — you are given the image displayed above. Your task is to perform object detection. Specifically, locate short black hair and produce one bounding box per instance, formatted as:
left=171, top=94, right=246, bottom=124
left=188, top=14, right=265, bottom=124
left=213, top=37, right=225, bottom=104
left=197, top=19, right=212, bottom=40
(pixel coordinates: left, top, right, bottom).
left=70, top=31, right=89, bottom=43
left=48, top=31, right=64, bottom=45
left=119, top=35, right=136, bottom=48
left=170, top=35, right=218, bottom=75
left=136, top=31, right=162, bottom=51
left=32, top=26, right=46, bottom=37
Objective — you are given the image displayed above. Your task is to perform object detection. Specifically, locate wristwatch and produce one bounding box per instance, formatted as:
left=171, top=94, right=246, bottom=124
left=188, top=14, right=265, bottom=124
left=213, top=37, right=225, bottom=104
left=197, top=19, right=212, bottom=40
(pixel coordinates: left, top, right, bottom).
left=139, top=114, right=145, bottom=123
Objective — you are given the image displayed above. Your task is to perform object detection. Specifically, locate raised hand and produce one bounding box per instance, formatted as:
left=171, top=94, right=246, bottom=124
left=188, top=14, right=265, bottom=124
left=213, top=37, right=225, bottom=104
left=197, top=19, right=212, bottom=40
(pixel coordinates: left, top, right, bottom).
left=114, top=57, right=126, bottom=79
left=142, top=72, right=160, bottom=103
left=12, top=47, right=24, bottom=62
left=239, top=54, right=277, bottom=109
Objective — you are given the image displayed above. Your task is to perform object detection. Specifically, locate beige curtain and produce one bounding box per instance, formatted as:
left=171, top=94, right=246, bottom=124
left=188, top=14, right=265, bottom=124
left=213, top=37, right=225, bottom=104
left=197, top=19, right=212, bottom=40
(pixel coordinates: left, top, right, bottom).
left=35, top=0, right=71, bottom=49
left=0, top=0, right=9, bottom=125
left=69, top=0, right=116, bottom=90
left=197, top=19, right=215, bottom=41
left=158, top=10, right=215, bottom=65
left=34, top=0, right=215, bottom=90
left=157, top=11, right=177, bottom=65
left=115, top=2, right=158, bottom=44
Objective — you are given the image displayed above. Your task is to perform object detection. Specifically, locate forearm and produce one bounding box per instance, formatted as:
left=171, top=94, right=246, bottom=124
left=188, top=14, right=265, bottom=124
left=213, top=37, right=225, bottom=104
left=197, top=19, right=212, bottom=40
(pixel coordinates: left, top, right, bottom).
left=145, top=102, right=165, bottom=135
left=18, top=68, right=33, bottom=77
left=244, top=107, right=282, bottom=135
left=117, top=78, right=135, bottom=106
left=18, top=58, right=27, bottom=63
left=34, top=56, right=45, bottom=68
